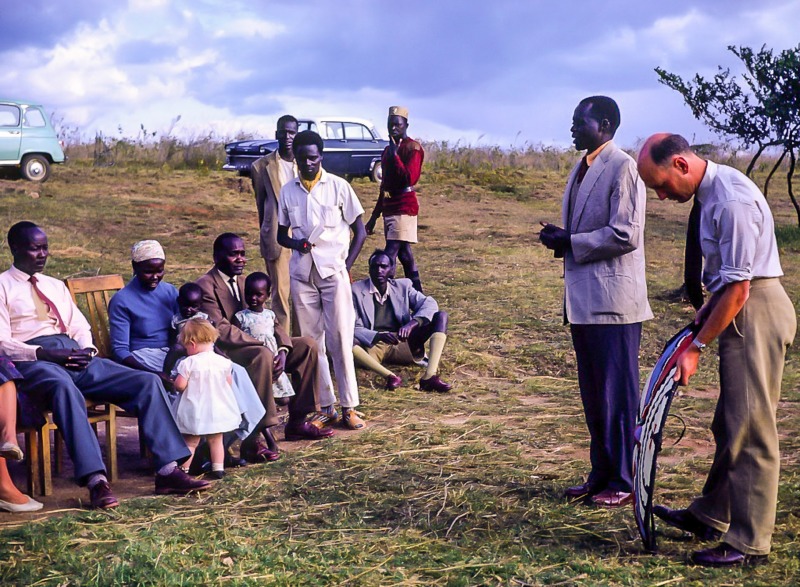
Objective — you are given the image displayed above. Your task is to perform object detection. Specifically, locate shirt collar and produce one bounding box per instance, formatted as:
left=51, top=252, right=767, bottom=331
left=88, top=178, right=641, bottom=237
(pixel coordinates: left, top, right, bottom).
left=8, top=264, right=37, bottom=282
left=368, top=280, right=390, bottom=304
left=586, top=140, right=611, bottom=166
left=695, top=159, right=716, bottom=205
left=217, top=268, right=237, bottom=283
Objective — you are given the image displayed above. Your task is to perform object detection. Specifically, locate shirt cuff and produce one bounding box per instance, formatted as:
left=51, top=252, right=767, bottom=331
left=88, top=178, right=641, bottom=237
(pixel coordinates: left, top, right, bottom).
left=718, top=266, right=753, bottom=286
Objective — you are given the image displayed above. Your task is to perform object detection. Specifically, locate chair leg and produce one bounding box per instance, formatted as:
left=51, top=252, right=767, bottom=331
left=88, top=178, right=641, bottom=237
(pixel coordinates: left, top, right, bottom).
left=40, top=426, right=52, bottom=497
left=24, top=429, right=40, bottom=497
left=106, top=411, right=118, bottom=482
left=54, top=430, right=63, bottom=476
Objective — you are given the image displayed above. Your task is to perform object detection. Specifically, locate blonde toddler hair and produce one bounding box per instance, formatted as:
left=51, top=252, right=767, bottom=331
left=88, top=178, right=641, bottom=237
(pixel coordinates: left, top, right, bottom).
left=179, top=317, right=219, bottom=347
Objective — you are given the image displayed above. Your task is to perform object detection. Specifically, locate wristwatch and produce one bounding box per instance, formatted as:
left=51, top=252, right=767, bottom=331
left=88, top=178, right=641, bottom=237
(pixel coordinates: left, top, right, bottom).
left=692, top=339, right=707, bottom=352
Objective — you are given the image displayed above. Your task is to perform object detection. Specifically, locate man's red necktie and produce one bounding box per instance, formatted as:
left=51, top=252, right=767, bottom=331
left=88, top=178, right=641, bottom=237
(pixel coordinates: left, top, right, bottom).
left=29, top=275, right=67, bottom=334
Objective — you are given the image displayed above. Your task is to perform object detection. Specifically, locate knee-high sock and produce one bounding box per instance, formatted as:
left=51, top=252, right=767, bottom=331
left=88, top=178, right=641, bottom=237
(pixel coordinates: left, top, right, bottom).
left=352, top=346, right=394, bottom=378
left=424, top=333, right=447, bottom=379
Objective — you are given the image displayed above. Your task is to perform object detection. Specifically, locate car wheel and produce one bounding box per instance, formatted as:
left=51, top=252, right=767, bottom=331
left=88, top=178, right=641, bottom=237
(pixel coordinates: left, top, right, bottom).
left=21, top=154, right=51, bottom=182
left=370, top=161, right=382, bottom=183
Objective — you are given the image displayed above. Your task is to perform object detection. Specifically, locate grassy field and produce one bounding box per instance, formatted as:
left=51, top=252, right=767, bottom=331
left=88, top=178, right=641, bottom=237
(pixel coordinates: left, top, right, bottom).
left=0, top=153, right=799, bottom=586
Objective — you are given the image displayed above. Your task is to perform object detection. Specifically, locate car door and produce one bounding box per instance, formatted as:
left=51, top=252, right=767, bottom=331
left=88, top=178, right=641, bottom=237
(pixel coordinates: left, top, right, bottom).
left=342, top=122, right=381, bottom=176
left=0, top=104, right=22, bottom=162
left=319, top=121, right=350, bottom=177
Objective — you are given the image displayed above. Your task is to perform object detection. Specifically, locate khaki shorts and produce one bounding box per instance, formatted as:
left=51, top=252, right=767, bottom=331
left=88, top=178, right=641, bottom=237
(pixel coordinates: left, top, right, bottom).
left=366, top=340, right=424, bottom=365
left=384, top=214, right=418, bottom=243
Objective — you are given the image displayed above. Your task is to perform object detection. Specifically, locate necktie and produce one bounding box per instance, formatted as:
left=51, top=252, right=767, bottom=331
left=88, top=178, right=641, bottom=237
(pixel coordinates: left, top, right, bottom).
left=228, top=277, right=239, bottom=302
left=29, top=275, right=67, bottom=333
left=684, top=198, right=704, bottom=310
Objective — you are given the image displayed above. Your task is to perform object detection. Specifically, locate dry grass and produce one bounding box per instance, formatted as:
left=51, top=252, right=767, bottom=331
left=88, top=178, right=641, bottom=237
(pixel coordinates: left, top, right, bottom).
left=0, top=152, right=799, bottom=585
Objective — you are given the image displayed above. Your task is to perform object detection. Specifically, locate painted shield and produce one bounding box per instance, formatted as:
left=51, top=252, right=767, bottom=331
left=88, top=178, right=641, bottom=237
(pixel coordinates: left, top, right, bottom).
left=633, top=323, right=697, bottom=552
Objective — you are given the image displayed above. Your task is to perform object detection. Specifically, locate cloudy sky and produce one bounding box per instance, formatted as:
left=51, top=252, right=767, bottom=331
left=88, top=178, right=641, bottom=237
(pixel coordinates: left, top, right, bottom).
left=2, top=0, right=799, bottom=148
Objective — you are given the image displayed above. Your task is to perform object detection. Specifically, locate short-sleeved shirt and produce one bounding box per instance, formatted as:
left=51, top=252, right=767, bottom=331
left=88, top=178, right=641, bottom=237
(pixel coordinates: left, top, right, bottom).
left=278, top=168, right=364, bottom=281
left=696, top=161, right=783, bottom=293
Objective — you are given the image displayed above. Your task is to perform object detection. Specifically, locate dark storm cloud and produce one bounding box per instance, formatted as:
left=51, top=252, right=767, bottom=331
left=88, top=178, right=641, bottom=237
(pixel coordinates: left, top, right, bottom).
left=0, top=0, right=112, bottom=52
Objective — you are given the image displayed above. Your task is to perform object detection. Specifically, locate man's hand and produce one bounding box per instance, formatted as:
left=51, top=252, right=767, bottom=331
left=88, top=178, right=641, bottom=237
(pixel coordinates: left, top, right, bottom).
left=272, top=349, right=287, bottom=378
left=673, top=346, right=701, bottom=386
left=296, top=239, right=312, bottom=254
left=398, top=320, right=419, bottom=341
left=36, top=347, right=93, bottom=370
left=374, top=332, right=400, bottom=345
left=158, top=372, right=175, bottom=391
left=365, top=216, right=378, bottom=235
left=539, top=222, right=571, bottom=258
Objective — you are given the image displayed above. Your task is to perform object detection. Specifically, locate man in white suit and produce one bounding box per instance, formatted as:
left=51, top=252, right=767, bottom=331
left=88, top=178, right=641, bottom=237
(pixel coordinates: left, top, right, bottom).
left=540, top=96, right=653, bottom=507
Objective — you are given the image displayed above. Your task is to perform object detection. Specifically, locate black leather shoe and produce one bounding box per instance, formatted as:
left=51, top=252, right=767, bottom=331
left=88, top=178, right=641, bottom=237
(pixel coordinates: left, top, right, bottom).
left=653, top=506, right=722, bottom=541
left=564, top=482, right=601, bottom=498
left=691, top=544, right=768, bottom=567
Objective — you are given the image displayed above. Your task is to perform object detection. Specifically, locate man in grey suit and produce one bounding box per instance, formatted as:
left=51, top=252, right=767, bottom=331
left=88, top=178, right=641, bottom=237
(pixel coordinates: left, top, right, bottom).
left=540, top=96, right=652, bottom=507
left=351, top=250, right=451, bottom=393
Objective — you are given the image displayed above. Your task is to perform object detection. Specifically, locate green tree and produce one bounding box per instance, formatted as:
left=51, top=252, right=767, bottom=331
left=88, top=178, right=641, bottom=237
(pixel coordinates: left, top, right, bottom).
left=656, top=44, right=800, bottom=223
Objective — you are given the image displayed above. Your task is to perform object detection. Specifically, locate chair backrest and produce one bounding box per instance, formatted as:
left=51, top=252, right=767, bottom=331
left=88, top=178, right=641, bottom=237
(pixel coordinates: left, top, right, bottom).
left=65, top=275, right=125, bottom=359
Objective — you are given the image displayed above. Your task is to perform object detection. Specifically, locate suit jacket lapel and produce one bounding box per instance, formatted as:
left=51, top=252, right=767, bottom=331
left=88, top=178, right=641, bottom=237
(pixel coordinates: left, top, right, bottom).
left=360, top=286, right=375, bottom=328
left=266, top=151, right=283, bottom=202
left=388, top=281, right=406, bottom=324
left=212, top=270, right=241, bottom=319
left=570, top=144, right=613, bottom=230
left=562, top=164, right=581, bottom=228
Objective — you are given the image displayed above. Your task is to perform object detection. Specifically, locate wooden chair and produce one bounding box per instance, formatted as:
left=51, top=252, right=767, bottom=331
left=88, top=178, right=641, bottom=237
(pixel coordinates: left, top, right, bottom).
left=19, top=275, right=125, bottom=496
left=65, top=274, right=125, bottom=359
left=22, top=401, right=117, bottom=497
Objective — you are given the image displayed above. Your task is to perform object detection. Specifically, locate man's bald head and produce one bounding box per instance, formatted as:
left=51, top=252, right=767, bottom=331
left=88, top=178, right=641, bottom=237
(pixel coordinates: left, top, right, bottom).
left=638, top=133, right=705, bottom=203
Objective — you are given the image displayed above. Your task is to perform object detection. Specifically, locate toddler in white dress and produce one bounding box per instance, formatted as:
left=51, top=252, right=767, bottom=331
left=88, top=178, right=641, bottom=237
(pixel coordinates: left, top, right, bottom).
left=174, top=318, right=241, bottom=479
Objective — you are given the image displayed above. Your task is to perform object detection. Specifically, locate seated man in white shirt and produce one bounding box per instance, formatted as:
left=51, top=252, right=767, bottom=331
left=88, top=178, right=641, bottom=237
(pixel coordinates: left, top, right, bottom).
left=0, top=221, right=210, bottom=509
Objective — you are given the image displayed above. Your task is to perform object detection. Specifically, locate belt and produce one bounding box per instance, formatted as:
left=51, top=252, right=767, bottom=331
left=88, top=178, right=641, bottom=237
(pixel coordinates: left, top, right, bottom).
left=388, top=185, right=416, bottom=196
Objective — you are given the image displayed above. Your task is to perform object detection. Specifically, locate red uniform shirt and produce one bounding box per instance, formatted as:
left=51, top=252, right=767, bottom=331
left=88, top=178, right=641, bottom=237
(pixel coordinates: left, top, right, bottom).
left=380, top=137, right=424, bottom=217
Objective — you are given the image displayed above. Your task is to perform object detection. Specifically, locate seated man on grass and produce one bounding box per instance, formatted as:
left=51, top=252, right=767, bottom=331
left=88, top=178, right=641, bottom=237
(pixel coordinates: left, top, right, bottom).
left=352, top=249, right=451, bottom=392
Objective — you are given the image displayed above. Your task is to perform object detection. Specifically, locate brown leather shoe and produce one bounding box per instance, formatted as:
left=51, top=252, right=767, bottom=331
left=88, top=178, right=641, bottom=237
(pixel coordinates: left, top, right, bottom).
left=285, top=420, right=335, bottom=441
left=240, top=437, right=280, bottom=463
left=591, top=489, right=632, bottom=507
left=342, top=408, right=366, bottom=430
left=691, top=544, right=768, bottom=567
left=155, top=468, right=211, bottom=495
left=564, top=481, right=601, bottom=499
left=419, top=375, right=452, bottom=393
left=89, top=480, right=119, bottom=509
left=653, top=506, right=722, bottom=541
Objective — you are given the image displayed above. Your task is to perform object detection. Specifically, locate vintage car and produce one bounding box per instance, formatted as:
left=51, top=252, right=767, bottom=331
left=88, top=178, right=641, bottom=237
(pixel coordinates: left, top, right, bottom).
left=224, top=117, right=389, bottom=182
left=0, top=99, right=66, bottom=182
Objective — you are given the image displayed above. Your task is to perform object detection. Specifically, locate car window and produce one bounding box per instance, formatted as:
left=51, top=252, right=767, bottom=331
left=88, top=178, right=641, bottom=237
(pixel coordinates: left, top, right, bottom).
left=297, top=121, right=316, bottom=133
left=0, top=104, right=21, bottom=127
left=343, top=123, right=372, bottom=140
left=23, top=107, right=47, bottom=128
left=323, top=122, right=344, bottom=140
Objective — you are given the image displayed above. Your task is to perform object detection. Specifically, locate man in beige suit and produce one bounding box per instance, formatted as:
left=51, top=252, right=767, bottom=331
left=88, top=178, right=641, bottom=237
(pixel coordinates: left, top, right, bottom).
left=540, top=96, right=652, bottom=507
left=251, top=115, right=298, bottom=334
